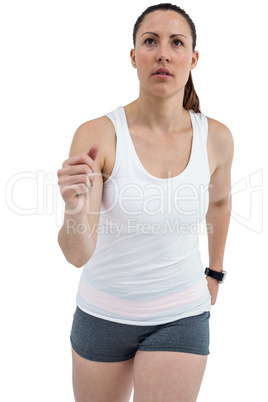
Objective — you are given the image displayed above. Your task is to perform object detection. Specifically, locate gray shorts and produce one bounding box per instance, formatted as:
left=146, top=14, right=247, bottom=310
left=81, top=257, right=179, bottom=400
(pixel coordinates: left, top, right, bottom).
left=70, top=306, right=210, bottom=362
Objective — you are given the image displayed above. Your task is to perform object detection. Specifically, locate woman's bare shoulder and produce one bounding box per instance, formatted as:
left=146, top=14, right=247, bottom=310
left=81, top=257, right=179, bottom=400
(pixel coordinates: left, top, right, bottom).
left=206, top=115, right=234, bottom=167
left=69, top=115, right=116, bottom=171
left=73, top=115, right=115, bottom=146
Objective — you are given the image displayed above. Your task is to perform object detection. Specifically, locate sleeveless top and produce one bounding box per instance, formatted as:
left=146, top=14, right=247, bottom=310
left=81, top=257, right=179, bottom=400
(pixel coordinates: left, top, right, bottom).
left=75, top=105, right=212, bottom=325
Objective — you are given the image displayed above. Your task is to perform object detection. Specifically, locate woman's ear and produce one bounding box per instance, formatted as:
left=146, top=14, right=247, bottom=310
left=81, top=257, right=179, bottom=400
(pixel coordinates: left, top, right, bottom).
left=190, top=50, right=199, bottom=71
left=130, top=49, right=137, bottom=68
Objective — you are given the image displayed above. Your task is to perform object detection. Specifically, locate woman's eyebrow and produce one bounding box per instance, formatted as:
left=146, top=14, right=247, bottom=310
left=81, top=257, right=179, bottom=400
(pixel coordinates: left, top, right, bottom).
left=141, top=32, right=187, bottom=39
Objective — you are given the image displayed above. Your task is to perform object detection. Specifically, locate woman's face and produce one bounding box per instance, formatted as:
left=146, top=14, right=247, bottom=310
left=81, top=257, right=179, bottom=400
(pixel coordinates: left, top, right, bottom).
left=130, top=10, right=199, bottom=98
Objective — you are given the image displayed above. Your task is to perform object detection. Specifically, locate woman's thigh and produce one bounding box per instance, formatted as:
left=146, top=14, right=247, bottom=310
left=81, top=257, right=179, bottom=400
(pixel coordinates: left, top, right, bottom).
left=133, top=350, right=207, bottom=402
left=71, top=347, right=134, bottom=402
left=69, top=307, right=210, bottom=401
left=132, top=311, right=210, bottom=401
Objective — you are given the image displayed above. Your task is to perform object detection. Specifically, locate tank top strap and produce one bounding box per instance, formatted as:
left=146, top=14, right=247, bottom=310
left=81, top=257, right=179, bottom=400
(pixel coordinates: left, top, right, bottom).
left=105, top=106, right=139, bottom=178
left=105, top=106, right=132, bottom=181
left=189, top=110, right=210, bottom=182
left=190, top=111, right=208, bottom=151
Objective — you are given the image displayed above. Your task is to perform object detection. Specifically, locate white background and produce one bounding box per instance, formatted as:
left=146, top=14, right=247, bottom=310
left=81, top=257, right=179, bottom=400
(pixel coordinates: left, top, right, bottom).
left=1, top=0, right=267, bottom=401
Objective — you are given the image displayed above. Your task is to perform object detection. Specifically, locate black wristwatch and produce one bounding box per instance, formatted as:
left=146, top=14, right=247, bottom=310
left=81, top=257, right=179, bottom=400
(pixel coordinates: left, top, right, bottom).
left=205, top=267, right=227, bottom=284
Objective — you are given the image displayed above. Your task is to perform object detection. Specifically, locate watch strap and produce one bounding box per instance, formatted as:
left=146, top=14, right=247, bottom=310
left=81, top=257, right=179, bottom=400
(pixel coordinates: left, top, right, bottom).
left=205, top=267, right=225, bottom=282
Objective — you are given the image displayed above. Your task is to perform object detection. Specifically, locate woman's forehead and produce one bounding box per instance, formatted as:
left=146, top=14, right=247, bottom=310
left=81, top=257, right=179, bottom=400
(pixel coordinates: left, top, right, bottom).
left=139, top=10, right=190, bottom=36
left=136, top=11, right=192, bottom=45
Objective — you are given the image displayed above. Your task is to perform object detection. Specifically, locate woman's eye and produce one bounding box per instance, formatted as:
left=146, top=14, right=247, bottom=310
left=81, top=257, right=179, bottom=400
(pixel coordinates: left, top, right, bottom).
left=173, top=39, right=183, bottom=46
left=145, top=38, right=156, bottom=45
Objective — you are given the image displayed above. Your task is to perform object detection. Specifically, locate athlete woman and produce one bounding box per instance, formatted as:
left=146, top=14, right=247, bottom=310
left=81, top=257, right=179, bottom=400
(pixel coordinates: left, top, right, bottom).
left=57, top=3, right=234, bottom=401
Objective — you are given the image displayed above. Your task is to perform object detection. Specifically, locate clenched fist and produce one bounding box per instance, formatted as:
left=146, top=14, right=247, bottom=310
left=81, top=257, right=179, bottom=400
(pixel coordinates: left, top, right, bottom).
left=57, top=145, right=99, bottom=214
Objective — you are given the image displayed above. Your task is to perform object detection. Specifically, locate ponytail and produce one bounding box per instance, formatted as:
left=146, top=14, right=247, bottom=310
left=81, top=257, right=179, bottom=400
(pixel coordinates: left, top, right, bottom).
left=183, top=72, right=201, bottom=114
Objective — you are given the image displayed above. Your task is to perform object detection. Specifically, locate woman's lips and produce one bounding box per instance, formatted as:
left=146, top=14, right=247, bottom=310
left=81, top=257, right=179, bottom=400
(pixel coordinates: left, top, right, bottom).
left=153, top=74, right=172, bottom=79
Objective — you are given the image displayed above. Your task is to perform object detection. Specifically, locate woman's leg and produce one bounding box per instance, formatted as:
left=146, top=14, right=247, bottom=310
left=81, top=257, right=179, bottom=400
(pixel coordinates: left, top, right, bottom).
left=133, top=350, right=207, bottom=402
left=71, top=347, right=134, bottom=402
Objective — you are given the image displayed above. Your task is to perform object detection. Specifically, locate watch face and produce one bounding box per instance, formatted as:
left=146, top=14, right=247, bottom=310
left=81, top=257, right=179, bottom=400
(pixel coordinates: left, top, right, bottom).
left=220, top=271, right=227, bottom=283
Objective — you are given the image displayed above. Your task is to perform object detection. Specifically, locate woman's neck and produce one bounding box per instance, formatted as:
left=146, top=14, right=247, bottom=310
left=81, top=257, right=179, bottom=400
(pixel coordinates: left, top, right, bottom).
left=125, top=93, right=190, bottom=136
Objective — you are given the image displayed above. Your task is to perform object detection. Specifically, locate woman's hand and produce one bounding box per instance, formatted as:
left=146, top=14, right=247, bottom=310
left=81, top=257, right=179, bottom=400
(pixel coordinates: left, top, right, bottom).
left=57, top=145, right=99, bottom=214
left=206, top=276, right=219, bottom=305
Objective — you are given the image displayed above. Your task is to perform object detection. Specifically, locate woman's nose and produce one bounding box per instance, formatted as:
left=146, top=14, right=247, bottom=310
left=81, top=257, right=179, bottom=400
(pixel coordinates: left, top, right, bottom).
left=156, top=49, right=171, bottom=63
left=157, top=55, right=170, bottom=62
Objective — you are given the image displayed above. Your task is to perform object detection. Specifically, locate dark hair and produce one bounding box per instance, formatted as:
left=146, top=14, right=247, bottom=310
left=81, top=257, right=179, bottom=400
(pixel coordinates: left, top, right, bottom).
left=132, top=3, right=201, bottom=113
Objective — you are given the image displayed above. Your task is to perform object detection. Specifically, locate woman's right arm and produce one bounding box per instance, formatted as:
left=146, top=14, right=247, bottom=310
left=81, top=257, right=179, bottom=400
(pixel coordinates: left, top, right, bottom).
left=57, top=117, right=108, bottom=268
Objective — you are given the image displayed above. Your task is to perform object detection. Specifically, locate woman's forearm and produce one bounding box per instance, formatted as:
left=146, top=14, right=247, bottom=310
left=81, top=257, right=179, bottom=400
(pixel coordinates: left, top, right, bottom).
left=58, top=209, right=96, bottom=268
left=205, top=197, right=232, bottom=272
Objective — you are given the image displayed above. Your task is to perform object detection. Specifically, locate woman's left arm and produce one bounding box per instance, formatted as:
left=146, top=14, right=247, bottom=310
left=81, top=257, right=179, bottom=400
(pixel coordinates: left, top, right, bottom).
left=205, top=121, right=234, bottom=305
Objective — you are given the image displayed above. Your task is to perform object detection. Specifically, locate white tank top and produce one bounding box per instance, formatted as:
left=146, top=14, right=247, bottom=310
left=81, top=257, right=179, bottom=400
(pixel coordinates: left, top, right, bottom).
left=76, top=105, right=212, bottom=325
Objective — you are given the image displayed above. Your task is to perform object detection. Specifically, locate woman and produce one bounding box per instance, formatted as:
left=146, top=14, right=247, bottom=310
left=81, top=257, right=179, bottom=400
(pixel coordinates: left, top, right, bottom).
left=57, top=3, right=234, bottom=401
